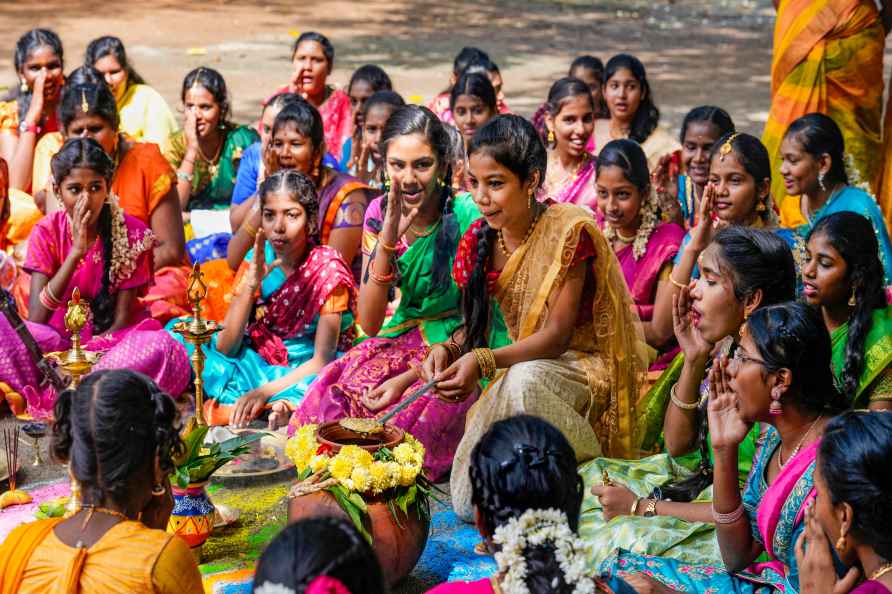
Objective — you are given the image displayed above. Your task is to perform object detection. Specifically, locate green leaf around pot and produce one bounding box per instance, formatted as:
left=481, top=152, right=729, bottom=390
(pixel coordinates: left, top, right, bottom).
left=329, top=484, right=372, bottom=543
left=172, top=428, right=264, bottom=487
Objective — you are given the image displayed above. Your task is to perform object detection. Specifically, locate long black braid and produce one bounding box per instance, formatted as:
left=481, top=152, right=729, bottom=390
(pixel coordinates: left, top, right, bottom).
left=461, top=115, right=547, bottom=352
left=808, top=212, right=887, bottom=404
left=50, top=138, right=117, bottom=334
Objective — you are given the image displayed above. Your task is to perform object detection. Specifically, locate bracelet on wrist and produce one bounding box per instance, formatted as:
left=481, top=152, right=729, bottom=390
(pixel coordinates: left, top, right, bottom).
left=668, top=274, right=687, bottom=290
left=377, top=238, right=398, bottom=253
left=176, top=171, right=194, bottom=183
left=629, top=497, right=642, bottom=516
left=712, top=502, right=745, bottom=525
left=368, top=261, right=396, bottom=286
left=670, top=382, right=700, bottom=411
left=472, top=348, right=497, bottom=380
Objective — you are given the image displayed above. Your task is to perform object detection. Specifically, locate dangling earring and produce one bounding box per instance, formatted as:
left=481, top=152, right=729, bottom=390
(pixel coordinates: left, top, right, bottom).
left=818, top=172, right=827, bottom=192
left=848, top=287, right=857, bottom=307
left=835, top=533, right=847, bottom=554
left=769, top=386, right=783, bottom=415
left=528, top=187, right=535, bottom=210
left=19, top=78, right=27, bottom=93
left=739, top=312, right=748, bottom=338
left=756, top=199, right=766, bottom=212
left=151, top=483, right=166, bottom=497
left=383, top=175, right=391, bottom=192
left=547, top=129, right=555, bottom=145
left=312, top=156, right=321, bottom=178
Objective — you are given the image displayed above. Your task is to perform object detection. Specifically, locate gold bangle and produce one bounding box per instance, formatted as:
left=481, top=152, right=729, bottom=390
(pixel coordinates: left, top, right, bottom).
left=442, top=341, right=462, bottom=363
left=630, top=497, right=642, bottom=516
left=670, top=382, right=700, bottom=410
left=668, top=274, right=687, bottom=290
left=472, top=348, right=497, bottom=380
left=377, top=238, right=398, bottom=253
left=242, top=222, right=258, bottom=238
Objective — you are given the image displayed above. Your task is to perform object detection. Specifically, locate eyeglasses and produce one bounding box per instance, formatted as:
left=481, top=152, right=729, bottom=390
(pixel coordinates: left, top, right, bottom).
left=731, top=349, right=766, bottom=368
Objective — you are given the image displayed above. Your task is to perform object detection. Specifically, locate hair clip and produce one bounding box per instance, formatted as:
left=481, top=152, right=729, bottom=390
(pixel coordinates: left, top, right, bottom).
left=81, top=89, right=89, bottom=113
left=719, top=132, right=741, bottom=162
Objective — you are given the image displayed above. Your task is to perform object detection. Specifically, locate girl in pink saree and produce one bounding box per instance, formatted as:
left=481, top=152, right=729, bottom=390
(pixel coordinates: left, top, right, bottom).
left=0, top=138, right=189, bottom=418
left=601, top=302, right=849, bottom=594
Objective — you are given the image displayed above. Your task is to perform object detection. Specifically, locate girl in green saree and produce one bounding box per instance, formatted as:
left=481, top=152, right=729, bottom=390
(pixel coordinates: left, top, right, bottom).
left=802, top=211, right=892, bottom=411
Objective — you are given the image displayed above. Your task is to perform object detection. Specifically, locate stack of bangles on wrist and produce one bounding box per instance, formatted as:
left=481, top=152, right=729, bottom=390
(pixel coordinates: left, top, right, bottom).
left=712, top=502, right=745, bottom=525
left=368, top=261, right=395, bottom=286
left=670, top=382, right=700, bottom=410
left=39, top=284, right=62, bottom=311
left=441, top=340, right=462, bottom=363
left=472, top=348, right=497, bottom=380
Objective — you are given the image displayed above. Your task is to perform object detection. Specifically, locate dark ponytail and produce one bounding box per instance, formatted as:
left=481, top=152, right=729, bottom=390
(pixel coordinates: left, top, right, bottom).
left=747, top=302, right=850, bottom=415
left=462, top=115, right=546, bottom=351
left=50, top=369, right=183, bottom=506
left=808, top=212, right=886, bottom=404
left=470, top=415, right=583, bottom=594
left=50, top=138, right=117, bottom=334
left=253, top=517, right=385, bottom=594
left=820, top=411, right=892, bottom=561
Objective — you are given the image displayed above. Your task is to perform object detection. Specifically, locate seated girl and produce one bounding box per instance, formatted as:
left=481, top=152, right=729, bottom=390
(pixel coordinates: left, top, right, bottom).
left=539, top=77, right=597, bottom=208
left=428, top=47, right=508, bottom=125
left=592, top=54, right=679, bottom=169
left=0, top=369, right=203, bottom=593
left=779, top=113, right=892, bottom=282
left=84, top=36, right=179, bottom=147
left=0, top=138, right=190, bottom=418
left=427, top=415, right=608, bottom=594
left=579, top=227, right=797, bottom=570
left=451, top=72, right=498, bottom=153
left=253, top=517, right=386, bottom=594
left=291, top=105, right=501, bottom=482
left=1, top=29, right=64, bottom=192
left=652, top=105, right=735, bottom=230
left=803, top=212, right=892, bottom=410
left=340, top=64, right=393, bottom=172
left=170, top=170, right=357, bottom=427
left=601, top=301, right=848, bottom=594
left=432, top=115, right=644, bottom=520
left=595, top=139, right=685, bottom=369
left=165, top=67, right=258, bottom=262
left=796, top=410, right=892, bottom=594
left=350, top=90, right=406, bottom=188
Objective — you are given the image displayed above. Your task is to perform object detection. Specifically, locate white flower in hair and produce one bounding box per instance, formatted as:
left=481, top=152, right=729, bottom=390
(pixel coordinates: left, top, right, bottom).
left=254, top=582, right=296, bottom=594
left=492, top=508, right=594, bottom=594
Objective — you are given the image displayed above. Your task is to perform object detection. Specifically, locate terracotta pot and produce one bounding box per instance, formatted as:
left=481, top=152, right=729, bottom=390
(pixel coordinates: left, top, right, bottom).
left=316, top=420, right=404, bottom=453
left=288, top=490, right=429, bottom=586
left=167, top=481, right=215, bottom=552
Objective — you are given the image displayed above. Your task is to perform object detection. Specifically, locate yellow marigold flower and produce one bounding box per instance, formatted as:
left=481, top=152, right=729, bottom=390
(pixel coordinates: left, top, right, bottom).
left=384, top=462, right=401, bottom=490
left=351, top=466, right=372, bottom=493
left=369, top=461, right=390, bottom=494
left=309, top=454, right=329, bottom=474
left=393, top=443, right=415, bottom=465
left=329, top=454, right=354, bottom=481
left=339, top=445, right=374, bottom=468
left=285, top=435, right=316, bottom=473
left=399, top=464, right=418, bottom=487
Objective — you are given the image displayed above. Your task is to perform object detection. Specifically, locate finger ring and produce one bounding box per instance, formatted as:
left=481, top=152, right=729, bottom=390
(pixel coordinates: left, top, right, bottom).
left=602, top=469, right=614, bottom=487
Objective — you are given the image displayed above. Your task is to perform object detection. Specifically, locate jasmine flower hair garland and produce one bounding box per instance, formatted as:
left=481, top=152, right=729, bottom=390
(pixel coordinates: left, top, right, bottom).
left=492, top=508, right=594, bottom=594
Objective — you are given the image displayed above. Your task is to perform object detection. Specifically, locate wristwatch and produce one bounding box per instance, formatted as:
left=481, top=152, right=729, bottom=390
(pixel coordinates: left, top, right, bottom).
left=18, top=121, right=40, bottom=135
left=643, top=499, right=658, bottom=518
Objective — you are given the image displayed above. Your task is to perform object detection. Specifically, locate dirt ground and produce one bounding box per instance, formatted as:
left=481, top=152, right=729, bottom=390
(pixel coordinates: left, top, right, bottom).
left=0, top=0, right=786, bottom=136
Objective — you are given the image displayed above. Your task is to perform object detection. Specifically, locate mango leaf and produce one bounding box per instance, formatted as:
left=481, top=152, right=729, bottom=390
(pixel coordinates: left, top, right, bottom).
left=329, top=485, right=372, bottom=543
left=347, top=491, right=368, bottom=513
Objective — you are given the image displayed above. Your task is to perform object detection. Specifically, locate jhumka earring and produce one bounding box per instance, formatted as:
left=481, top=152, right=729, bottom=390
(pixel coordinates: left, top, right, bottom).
left=818, top=172, right=827, bottom=192
left=312, top=157, right=321, bottom=178
left=383, top=175, right=391, bottom=192
left=756, top=199, right=767, bottom=212
left=848, top=287, right=857, bottom=307
left=835, top=533, right=847, bottom=554
left=19, top=79, right=27, bottom=93
left=547, top=129, right=555, bottom=145
left=739, top=312, right=748, bottom=338
left=769, top=386, right=783, bottom=415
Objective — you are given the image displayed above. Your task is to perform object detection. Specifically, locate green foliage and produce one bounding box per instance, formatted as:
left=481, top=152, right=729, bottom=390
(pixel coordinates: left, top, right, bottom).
left=172, top=425, right=263, bottom=488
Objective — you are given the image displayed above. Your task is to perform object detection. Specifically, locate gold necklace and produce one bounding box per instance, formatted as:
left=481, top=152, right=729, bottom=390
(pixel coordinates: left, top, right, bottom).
left=545, top=153, right=587, bottom=193
left=497, top=207, right=542, bottom=257
left=197, top=134, right=224, bottom=178
left=777, top=415, right=822, bottom=471
left=614, top=228, right=637, bottom=243
left=409, top=218, right=441, bottom=238
left=870, top=563, right=892, bottom=582
left=77, top=505, right=131, bottom=531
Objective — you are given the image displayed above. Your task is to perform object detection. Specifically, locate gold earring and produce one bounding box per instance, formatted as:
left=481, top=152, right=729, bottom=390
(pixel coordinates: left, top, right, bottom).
left=848, top=287, right=856, bottom=307
left=835, top=533, right=847, bottom=554
left=547, top=129, right=555, bottom=144
left=756, top=200, right=766, bottom=212
left=739, top=312, right=748, bottom=338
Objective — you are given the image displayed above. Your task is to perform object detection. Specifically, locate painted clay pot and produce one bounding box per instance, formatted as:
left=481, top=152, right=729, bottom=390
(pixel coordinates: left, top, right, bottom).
left=288, top=490, right=429, bottom=586
left=167, top=481, right=215, bottom=552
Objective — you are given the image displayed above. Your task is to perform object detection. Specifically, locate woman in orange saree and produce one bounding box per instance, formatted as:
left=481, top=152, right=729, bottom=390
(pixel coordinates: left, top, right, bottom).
left=762, top=0, right=885, bottom=227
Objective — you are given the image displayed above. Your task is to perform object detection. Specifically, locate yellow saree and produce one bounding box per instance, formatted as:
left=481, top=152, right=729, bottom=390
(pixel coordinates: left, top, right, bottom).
left=451, top=204, right=646, bottom=519
left=763, top=0, right=884, bottom=227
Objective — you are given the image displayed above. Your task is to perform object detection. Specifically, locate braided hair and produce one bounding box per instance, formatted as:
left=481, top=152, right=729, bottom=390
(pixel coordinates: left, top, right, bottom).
left=377, top=105, right=458, bottom=292
left=50, top=369, right=183, bottom=507
left=462, top=114, right=546, bottom=351
left=10, top=29, right=64, bottom=122
left=820, top=411, right=892, bottom=561
left=253, top=517, right=385, bottom=594
left=50, top=138, right=117, bottom=333
left=807, top=212, right=886, bottom=403
left=747, top=302, right=850, bottom=415
left=470, top=415, right=583, bottom=594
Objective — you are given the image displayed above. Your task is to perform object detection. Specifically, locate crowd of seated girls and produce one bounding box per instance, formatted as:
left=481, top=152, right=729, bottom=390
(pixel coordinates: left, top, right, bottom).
left=2, top=24, right=892, bottom=594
